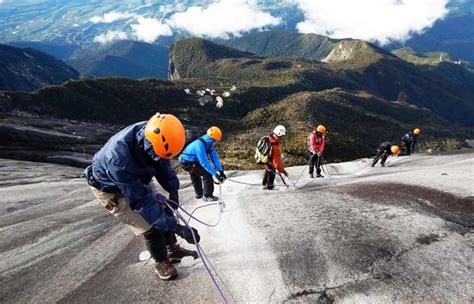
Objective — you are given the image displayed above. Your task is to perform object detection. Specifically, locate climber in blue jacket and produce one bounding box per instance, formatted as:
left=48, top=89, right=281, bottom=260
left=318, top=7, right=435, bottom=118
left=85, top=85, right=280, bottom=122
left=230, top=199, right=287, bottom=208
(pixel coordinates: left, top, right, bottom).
left=179, top=126, right=226, bottom=202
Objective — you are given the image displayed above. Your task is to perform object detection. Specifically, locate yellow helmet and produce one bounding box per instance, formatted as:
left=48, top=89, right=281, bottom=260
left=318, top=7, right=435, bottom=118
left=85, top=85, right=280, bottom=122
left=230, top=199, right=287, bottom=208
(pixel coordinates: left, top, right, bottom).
left=207, top=126, right=222, bottom=142
left=413, top=128, right=421, bottom=135
left=316, top=125, right=326, bottom=134
left=391, top=145, right=400, bottom=155
left=144, top=113, right=185, bottom=159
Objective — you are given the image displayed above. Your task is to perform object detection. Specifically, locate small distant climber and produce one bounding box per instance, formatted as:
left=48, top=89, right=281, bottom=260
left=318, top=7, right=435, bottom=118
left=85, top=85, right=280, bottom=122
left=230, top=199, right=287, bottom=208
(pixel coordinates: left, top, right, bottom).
left=308, top=125, right=326, bottom=178
left=400, top=128, right=421, bottom=155
left=256, top=125, right=289, bottom=190
left=179, top=126, right=226, bottom=202
left=84, top=113, right=199, bottom=282
left=372, top=142, right=400, bottom=167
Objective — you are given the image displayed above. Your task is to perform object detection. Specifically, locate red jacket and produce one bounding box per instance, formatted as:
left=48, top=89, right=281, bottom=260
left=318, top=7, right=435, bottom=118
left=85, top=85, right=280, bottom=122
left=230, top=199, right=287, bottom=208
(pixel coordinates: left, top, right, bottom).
left=309, top=132, right=325, bottom=153
left=264, top=135, right=285, bottom=173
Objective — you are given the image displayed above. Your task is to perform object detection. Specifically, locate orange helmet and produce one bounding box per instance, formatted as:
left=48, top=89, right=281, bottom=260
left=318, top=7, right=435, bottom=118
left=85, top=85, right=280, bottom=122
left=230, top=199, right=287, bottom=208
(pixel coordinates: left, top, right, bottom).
left=207, top=126, right=222, bottom=142
left=413, top=128, right=421, bottom=135
left=391, top=145, right=400, bottom=155
left=316, top=125, right=326, bottom=134
left=144, top=113, right=185, bottom=159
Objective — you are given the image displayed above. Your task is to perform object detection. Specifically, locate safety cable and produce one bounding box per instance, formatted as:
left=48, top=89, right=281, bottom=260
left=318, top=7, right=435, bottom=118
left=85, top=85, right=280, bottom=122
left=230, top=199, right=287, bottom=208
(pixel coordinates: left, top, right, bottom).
left=321, top=163, right=371, bottom=176
left=195, top=242, right=239, bottom=303
left=225, top=177, right=288, bottom=188
left=319, top=155, right=372, bottom=177
left=163, top=198, right=230, bottom=303
left=185, top=184, right=225, bottom=226
left=163, top=153, right=417, bottom=302
left=186, top=203, right=223, bottom=226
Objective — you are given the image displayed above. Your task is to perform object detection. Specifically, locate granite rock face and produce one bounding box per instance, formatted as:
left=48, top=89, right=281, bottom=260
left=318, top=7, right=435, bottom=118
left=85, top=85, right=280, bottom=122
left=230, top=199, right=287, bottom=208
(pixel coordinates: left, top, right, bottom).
left=0, top=115, right=118, bottom=167
left=0, top=151, right=472, bottom=303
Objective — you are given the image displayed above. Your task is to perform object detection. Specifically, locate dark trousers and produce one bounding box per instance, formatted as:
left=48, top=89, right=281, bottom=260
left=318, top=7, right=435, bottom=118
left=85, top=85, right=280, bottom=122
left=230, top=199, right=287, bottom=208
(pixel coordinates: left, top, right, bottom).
left=262, top=169, right=276, bottom=189
left=181, top=163, right=214, bottom=197
left=143, top=227, right=177, bottom=262
left=402, top=142, right=412, bottom=155
left=372, top=150, right=389, bottom=166
left=308, top=153, right=322, bottom=174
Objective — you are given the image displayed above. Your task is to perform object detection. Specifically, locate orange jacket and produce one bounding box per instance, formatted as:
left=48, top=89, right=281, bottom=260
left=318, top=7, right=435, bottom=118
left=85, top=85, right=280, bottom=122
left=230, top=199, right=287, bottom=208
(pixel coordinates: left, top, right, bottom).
left=309, top=131, right=325, bottom=153
left=264, top=135, right=285, bottom=173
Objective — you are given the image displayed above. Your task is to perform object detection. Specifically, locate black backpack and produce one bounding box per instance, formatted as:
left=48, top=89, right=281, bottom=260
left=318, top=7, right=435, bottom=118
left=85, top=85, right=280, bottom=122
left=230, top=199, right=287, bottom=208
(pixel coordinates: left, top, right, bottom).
left=255, top=135, right=272, bottom=164
left=180, top=129, right=209, bottom=156
left=401, top=133, right=411, bottom=143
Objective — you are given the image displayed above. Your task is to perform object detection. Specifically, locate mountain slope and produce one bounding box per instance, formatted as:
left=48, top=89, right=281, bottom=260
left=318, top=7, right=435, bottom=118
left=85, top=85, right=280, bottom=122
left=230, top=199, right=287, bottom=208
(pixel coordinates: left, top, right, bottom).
left=220, top=31, right=392, bottom=65
left=231, top=88, right=468, bottom=164
left=68, top=40, right=169, bottom=79
left=170, top=38, right=474, bottom=127
left=7, top=41, right=79, bottom=61
left=1, top=38, right=473, bottom=168
left=389, top=12, right=474, bottom=64
left=0, top=44, right=79, bottom=91
left=219, top=31, right=337, bottom=61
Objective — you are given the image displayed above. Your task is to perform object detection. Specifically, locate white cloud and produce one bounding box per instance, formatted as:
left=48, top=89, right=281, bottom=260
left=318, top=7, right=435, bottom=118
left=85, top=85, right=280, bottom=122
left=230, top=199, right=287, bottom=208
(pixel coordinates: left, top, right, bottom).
left=90, top=12, right=133, bottom=24
left=93, top=30, right=129, bottom=44
left=293, top=0, right=449, bottom=44
left=168, top=0, right=281, bottom=39
left=131, top=16, right=173, bottom=43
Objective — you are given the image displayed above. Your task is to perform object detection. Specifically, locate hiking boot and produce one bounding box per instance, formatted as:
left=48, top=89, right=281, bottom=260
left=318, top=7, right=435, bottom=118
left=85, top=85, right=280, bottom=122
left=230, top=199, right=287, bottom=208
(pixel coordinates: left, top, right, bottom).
left=309, top=173, right=314, bottom=178
left=203, top=195, right=219, bottom=202
left=195, top=194, right=203, bottom=199
left=154, top=259, right=178, bottom=281
left=168, top=244, right=198, bottom=263
left=316, top=173, right=324, bottom=178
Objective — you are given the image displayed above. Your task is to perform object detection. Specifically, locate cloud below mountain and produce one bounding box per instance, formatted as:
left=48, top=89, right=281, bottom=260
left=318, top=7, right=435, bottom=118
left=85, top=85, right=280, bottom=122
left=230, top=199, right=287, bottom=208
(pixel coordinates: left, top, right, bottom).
left=168, top=0, right=281, bottom=38
left=89, top=0, right=451, bottom=45
left=293, top=0, right=449, bottom=44
left=93, top=30, right=128, bottom=44
left=130, top=17, right=173, bottom=43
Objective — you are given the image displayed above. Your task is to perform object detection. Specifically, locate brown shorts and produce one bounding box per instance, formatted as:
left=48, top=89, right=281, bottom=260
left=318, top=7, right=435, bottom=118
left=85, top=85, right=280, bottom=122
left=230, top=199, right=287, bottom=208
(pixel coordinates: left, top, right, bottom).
left=90, top=187, right=151, bottom=235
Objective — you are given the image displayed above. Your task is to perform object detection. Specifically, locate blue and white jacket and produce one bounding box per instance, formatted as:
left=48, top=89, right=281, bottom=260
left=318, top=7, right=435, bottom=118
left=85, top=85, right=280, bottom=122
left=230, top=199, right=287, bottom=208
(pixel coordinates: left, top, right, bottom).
left=178, top=134, right=223, bottom=176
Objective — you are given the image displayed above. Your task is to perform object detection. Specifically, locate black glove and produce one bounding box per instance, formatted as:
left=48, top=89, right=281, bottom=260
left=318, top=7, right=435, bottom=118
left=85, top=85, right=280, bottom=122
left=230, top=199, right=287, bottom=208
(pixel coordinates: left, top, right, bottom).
left=219, top=170, right=227, bottom=180
left=175, top=224, right=200, bottom=244
left=215, top=174, right=225, bottom=184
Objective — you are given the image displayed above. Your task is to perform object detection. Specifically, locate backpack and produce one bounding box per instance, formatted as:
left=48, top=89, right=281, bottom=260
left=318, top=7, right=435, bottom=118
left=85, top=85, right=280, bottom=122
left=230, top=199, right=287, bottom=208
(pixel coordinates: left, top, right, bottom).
left=255, top=135, right=272, bottom=164
left=401, top=133, right=411, bottom=143
left=180, top=129, right=208, bottom=156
